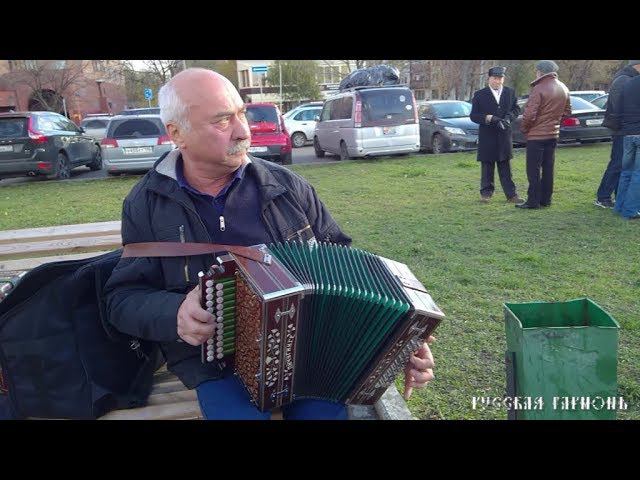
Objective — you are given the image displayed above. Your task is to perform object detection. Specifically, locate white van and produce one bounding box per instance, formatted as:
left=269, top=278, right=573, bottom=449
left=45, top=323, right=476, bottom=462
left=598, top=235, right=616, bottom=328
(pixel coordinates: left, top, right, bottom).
left=313, top=85, right=420, bottom=160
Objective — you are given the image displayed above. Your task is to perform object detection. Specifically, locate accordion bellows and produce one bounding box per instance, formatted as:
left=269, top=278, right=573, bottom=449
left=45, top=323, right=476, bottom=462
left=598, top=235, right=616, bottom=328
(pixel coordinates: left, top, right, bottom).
left=199, top=242, right=444, bottom=412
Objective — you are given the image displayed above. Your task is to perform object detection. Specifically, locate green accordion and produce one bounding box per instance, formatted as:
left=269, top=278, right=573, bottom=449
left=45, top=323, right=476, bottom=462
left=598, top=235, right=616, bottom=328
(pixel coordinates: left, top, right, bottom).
left=199, top=241, right=444, bottom=411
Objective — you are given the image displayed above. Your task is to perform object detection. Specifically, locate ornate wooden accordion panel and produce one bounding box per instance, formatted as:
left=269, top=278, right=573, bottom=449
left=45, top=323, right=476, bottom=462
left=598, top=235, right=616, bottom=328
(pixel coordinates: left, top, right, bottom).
left=198, top=242, right=444, bottom=412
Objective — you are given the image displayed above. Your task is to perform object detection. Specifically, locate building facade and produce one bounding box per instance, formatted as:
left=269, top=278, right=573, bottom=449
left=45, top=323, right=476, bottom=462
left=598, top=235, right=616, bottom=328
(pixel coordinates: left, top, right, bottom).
left=0, top=60, right=127, bottom=125
left=236, top=60, right=355, bottom=112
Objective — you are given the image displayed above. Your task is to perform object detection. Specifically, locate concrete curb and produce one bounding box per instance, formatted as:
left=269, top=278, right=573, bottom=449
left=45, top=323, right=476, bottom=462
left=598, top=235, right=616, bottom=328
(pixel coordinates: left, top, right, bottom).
left=375, top=384, right=416, bottom=420
left=347, top=384, right=415, bottom=420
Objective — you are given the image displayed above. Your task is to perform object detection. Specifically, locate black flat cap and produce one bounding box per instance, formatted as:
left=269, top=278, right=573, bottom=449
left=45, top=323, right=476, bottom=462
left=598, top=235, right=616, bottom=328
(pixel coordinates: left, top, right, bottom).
left=488, top=66, right=506, bottom=77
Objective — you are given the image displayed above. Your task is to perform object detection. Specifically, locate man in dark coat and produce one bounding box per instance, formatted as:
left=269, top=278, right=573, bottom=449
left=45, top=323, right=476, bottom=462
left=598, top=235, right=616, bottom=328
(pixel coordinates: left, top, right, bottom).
left=470, top=66, right=522, bottom=203
left=594, top=60, right=640, bottom=209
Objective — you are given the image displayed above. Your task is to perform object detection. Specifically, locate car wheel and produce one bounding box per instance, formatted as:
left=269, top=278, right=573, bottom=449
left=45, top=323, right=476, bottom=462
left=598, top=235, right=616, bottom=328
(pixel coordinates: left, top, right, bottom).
left=313, top=137, right=325, bottom=158
left=291, top=132, right=307, bottom=148
left=280, top=152, right=292, bottom=165
left=339, top=141, right=350, bottom=161
left=431, top=134, right=446, bottom=154
left=51, top=153, right=71, bottom=180
left=88, top=146, right=102, bottom=171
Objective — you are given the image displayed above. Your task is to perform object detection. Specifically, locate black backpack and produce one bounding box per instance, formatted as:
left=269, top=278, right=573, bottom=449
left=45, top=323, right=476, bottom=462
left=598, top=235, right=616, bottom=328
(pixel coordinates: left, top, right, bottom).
left=0, top=250, right=161, bottom=419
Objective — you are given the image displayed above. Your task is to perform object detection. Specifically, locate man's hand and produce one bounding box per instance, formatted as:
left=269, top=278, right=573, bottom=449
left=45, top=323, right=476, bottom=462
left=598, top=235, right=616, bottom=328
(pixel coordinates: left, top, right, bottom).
left=485, top=114, right=493, bottom=123
left=177, top=285, right=215, bottom=346
left=403, top=335, right=436, bottom=400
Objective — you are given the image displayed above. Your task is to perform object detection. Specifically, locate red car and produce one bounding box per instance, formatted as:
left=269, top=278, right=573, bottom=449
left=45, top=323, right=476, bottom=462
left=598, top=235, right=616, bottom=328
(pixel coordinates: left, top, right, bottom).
left=246, top=103, right=292, bottom=165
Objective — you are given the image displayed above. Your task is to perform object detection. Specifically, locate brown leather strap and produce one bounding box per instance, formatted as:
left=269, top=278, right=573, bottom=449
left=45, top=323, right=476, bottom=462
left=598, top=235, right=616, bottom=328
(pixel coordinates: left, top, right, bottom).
left=121, top=242, right=271, bottom=264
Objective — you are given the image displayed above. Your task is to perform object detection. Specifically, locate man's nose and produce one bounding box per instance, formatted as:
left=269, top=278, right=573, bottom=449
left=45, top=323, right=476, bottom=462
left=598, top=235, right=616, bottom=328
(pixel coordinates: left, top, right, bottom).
left=233, top=116, right=251, bottom=140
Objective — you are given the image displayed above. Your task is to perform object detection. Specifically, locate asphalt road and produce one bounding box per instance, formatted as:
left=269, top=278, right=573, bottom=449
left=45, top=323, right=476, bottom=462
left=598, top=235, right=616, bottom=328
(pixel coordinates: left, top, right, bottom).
left=0, top=141, right=610, bottom=188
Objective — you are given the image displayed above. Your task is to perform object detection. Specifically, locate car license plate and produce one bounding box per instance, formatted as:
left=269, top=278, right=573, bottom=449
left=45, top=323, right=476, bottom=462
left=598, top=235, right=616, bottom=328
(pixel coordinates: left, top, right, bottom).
left=123, top=147, right=153, bottom=155
left=383, top=127, right=397, bottom=135
left=586, top=119, right=603, bottom=126
left=0, top=145, right=13, bottom=153
left=248, top=146, right=268, bottom=153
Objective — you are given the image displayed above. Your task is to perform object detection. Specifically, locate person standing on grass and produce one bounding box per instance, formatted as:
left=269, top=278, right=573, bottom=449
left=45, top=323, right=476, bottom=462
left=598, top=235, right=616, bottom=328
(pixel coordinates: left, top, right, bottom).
left=595, top=61, right=640, bottom=209
left=470, top=66, right=523, bottom=204
left=516, top=61, right=571, bottom=210
left=612, top=73, right=640, bottom=220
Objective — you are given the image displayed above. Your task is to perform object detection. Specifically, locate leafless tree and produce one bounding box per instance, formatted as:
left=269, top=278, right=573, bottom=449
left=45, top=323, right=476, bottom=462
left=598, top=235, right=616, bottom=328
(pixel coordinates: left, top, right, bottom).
left=12, top=60, right=93, bottom=113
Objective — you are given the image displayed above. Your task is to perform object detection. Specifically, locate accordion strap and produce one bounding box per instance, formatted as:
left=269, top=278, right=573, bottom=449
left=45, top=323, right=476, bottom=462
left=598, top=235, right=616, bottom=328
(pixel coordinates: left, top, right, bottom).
left=121, top=242, right=271, bottom=264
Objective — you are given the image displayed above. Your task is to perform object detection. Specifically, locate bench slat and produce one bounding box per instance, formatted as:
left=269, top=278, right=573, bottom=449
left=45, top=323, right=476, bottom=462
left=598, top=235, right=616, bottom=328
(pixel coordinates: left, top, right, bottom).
left=0, top=235, right=122, bottom=260
left=99, top=401, right=203, bottom=420
left=0, top=251, right=114, bottom=272
left=0, top=221, right=121, bottom=245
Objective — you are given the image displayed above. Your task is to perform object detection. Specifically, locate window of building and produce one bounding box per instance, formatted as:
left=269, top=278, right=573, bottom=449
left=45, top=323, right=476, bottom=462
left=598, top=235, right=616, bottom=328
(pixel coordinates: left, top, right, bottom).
left=241, top=70, right=250, bottom=88
left=414, top=90, right=426, bottom=101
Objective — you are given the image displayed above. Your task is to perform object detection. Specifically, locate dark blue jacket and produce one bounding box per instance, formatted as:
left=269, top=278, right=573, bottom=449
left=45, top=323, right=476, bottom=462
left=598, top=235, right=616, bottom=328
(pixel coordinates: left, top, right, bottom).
left=104, top=150, right=351, bottom=388
left=620, top=74, right=640, bottom=136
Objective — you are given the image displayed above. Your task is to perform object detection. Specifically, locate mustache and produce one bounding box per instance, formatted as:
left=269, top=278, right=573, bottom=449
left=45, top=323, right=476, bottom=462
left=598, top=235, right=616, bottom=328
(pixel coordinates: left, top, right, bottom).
left=227, top=139, right=251, bottom=155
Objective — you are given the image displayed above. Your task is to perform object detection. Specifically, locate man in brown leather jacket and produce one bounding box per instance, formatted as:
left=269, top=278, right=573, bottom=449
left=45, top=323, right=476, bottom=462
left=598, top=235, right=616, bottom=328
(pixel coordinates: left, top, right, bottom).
left=516, top=60, right=572, bottom=209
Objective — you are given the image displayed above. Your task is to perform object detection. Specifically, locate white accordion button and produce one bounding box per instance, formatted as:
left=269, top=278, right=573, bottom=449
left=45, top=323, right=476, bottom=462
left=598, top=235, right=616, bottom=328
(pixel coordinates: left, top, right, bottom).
left=216, top=297, right=224, bottom=305
left=217, top=316, right=223, bottom=323
left=206, top=280, right=214, bottom=288
left=207, top=338, right=214, bottom=345
left=206, top=287, right=214, bottom=294
left=216, top=290, right=225, bottom=298
left=216, top=353, right=224, bottom=359
left=206, top=300, right=214, bottom=308
left=216, top=340, right=224, bottom=347
left=215, top=283, right=224, bottom=291
left=206, top=294, right=214, bottom=301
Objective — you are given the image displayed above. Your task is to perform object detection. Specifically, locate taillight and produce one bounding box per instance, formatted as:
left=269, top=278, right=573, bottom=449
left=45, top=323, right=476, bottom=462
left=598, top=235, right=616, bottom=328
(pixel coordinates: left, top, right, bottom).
left=101, top=138, right=118, bottom=148
left=157, top=134, right=174, bottom=146
left=27, top=117, right=48, bottom=145
left=562, top=117, right=580, bottom=127
left=354, top=99, right=362, bottom=128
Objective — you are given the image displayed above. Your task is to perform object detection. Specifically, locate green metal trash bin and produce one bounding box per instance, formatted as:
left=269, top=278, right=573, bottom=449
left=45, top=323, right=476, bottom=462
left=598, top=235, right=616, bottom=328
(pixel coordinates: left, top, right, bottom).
left=504, top=298, right=621, bottom=420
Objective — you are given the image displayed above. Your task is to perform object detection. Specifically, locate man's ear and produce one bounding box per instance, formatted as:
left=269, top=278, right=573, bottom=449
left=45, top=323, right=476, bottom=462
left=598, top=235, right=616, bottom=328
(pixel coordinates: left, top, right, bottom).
left=166, top=123, right=184, bottom=148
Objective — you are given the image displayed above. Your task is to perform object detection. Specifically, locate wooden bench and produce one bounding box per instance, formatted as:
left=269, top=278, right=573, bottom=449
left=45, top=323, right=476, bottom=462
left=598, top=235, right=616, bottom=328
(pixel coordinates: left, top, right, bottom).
left=0, top=221, right=413, bottom=420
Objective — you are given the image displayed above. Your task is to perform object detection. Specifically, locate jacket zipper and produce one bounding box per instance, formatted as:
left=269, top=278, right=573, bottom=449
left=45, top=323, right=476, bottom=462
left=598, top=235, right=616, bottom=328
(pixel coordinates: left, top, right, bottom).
left=178, top=224, right=190, bottom=283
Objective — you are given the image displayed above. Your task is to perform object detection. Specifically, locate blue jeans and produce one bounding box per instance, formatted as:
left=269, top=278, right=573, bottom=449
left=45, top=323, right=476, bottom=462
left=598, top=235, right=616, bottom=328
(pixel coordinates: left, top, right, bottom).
left=614, top=135, right=640, bottom=218
left=196, top=375, right=348, bottom=420
left=596, top=135, right=624, bottom=201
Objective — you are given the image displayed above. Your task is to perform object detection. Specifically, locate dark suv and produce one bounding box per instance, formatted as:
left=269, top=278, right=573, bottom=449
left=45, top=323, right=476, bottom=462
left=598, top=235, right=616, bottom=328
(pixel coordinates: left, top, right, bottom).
left=0, top=111, right=101, bottom=180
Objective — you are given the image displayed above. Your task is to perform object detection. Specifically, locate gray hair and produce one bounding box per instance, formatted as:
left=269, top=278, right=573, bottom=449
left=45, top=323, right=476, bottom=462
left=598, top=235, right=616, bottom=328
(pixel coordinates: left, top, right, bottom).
left=158, top=81, right=190, bottom=132
left=536, top=60, right=559, bottom=75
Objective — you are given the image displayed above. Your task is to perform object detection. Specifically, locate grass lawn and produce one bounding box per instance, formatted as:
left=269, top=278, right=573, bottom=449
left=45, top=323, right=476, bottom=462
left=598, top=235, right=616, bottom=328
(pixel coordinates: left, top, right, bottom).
left=1, top=143, right=637, bottom=419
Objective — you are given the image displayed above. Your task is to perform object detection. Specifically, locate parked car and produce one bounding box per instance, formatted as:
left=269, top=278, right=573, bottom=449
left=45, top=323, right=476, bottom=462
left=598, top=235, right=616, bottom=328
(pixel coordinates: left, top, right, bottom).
left=0, top=111, right=102, bottom=180
left=246, top=103, right=292, bottom=164
left=80, top=115, right=112, bottom=142
left=511, top=96, right=611, bottom=145
left=590, top=94, right=608, bottom=110
left=284, top=104, right=323, bottom=148
left=418, top=100, right=478, bottom=153
left=117, top=108, right=161, bottom=116
left=569, top=90, right=606, bottom=103
left=314, top=85, right=420, bottom=160
left=283, top=102, right=324, bottom=119
left=100, top=114, right=174, bottom=174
